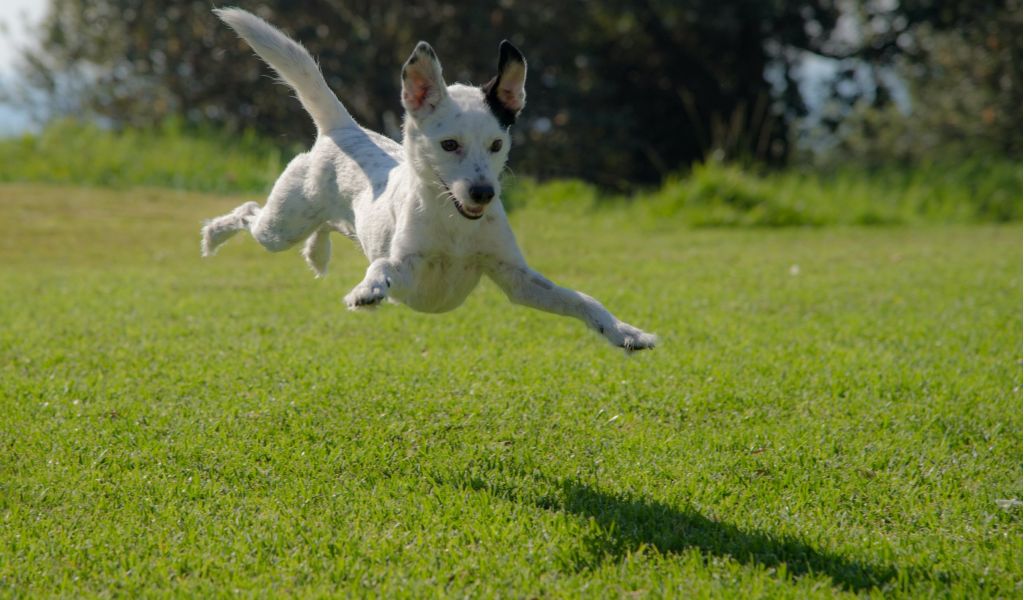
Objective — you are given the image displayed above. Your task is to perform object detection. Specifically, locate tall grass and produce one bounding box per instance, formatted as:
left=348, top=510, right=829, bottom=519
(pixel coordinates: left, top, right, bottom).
left=0, top=120, right=1019, bottom=225
left=663, top=159, right=1023, bottom=226
left=0, top=119, right=288, bottom=193
left=505, top=160, right=1023, bottom=226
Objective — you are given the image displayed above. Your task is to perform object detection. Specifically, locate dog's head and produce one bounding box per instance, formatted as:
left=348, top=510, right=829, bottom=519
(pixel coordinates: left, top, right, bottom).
left=400, top=40, right=527, bottom=220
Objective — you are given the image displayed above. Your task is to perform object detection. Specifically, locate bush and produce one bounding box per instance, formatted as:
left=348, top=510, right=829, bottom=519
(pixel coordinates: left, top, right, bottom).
left=0, top=120, right=1018, bottom=227
left=0, top=119, right=288, bottom=193
left=635, top=159, right=1020, bottom=227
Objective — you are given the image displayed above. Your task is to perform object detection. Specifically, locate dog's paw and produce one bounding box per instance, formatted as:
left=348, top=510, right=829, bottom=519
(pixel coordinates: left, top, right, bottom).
left=608, top=322, right=658, bottom=353
left=344, top=283, right=388, bottom=310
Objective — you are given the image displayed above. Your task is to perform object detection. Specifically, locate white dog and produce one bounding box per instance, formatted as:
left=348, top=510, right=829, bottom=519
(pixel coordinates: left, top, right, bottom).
left=201, top=8, right=656, bottom=351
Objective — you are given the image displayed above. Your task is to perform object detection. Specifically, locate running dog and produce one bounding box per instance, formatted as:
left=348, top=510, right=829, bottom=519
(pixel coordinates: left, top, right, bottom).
left=201, top=7, right=657, bottom=351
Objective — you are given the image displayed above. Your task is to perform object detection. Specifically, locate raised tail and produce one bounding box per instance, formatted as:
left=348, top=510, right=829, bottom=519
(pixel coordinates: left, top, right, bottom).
left=214, top=7, right=354, bottom=133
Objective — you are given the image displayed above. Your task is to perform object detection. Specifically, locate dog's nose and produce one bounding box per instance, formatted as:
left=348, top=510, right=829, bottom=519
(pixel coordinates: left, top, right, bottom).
left=469, top=184, right=494, bottom=204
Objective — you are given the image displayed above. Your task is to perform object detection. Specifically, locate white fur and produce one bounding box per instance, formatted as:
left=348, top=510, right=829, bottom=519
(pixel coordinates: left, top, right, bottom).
left=202, top=8, right=656, bottom=351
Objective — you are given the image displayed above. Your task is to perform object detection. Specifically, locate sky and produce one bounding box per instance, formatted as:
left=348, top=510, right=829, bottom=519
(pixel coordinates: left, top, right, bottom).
left=0, top=0, right=47, bottom=134
left=0, top=0, right=45, bottom=72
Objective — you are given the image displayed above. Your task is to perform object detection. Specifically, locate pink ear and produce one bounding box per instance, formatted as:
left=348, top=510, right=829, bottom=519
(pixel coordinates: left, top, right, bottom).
left=401, top=42, right=448, bottom=118
left=483, top=40, right=527, bottom=128
left=403, top=70, right=434, bottom=110
left=496, top=62, right=526, bottom=113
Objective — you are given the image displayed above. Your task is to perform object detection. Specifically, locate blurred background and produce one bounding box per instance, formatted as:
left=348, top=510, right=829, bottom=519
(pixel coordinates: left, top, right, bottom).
left=0, top=0, right=1019, bottom=221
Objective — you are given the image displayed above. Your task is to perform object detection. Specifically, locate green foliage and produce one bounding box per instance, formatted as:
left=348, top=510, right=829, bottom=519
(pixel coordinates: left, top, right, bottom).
left=0, top=119, right=287, bottom=193
left=0, top=184, right=1020, bottom=596
left=0, top=121, right=1018, bottom=227
left=646, top=162, right=821, bottom=228
left=509, top=160, right=1022, bottom=227
left=503, top=177, right=604, bottom=214
left=8, top=0, right=833, bottom=184
left=663, top=159, right=1024, bottom=226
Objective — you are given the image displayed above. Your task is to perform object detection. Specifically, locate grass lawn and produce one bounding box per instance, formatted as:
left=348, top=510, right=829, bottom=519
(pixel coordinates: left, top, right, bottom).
left=0, top=183, right=1020, bottom=597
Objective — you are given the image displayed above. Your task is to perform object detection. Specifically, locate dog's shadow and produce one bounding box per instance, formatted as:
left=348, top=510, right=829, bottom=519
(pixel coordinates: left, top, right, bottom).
left=442, top=466, right=934, bottom=593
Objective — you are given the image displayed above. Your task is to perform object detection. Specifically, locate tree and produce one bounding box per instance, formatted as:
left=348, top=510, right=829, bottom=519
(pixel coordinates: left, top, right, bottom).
left=8, top=0, right=1020, bottom=187
left=820, top=0, right=1022, bottom=164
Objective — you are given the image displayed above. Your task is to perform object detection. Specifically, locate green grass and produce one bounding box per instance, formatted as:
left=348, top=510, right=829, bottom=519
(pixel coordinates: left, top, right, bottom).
left=0, top=183, right=1020, bottom=597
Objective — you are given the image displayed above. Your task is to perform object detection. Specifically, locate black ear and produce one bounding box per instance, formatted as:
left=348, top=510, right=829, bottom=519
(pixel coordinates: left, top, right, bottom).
left=481, top=40, right=527, bottom=128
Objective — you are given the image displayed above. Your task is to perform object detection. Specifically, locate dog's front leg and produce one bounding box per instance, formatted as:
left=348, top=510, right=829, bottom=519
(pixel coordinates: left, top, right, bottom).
left=488, top=261, right=657, bottom=351
left=344, top=255, right=420, bottom=310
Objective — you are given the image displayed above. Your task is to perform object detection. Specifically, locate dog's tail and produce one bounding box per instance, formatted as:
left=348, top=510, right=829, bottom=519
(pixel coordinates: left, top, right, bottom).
left=214, top=7, right=355, bottom=133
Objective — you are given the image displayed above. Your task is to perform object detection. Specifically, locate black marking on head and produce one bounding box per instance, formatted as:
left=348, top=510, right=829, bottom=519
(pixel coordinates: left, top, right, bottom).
left=481, top=39, right=526, bottom=128
left=498, top=39, right=525, bottom=70
left=482, top=76, right=516, bottom=128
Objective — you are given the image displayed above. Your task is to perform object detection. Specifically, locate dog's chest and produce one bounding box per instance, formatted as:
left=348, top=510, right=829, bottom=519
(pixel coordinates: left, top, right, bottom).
left=397, top=248, right=486, bottom=314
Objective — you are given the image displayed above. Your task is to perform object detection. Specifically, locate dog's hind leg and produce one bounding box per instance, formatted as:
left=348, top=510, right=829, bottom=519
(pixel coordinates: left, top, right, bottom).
left=202, top=153, right=326, bottom=258
left=302, top=226, right=332, bottom=277
left=245, top=154, right=326, bottom=253
left=201, top=201, right=261, bottom=257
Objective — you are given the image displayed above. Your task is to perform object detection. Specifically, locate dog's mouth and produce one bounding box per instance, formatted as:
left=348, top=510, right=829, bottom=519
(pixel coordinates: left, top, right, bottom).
left=452, top=197, right=485, bottom=220
left=436, top=175, right=485, bottom=220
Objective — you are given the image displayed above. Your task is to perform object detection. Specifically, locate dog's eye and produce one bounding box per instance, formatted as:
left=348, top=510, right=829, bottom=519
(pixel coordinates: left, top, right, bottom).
left=440, top=139, right=459, bottom=152
left=490, top=139, right=503, bottom=153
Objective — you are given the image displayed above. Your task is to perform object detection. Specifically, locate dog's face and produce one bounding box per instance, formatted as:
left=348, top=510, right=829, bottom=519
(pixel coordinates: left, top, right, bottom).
left=401, top=41, right=527, bottom=220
